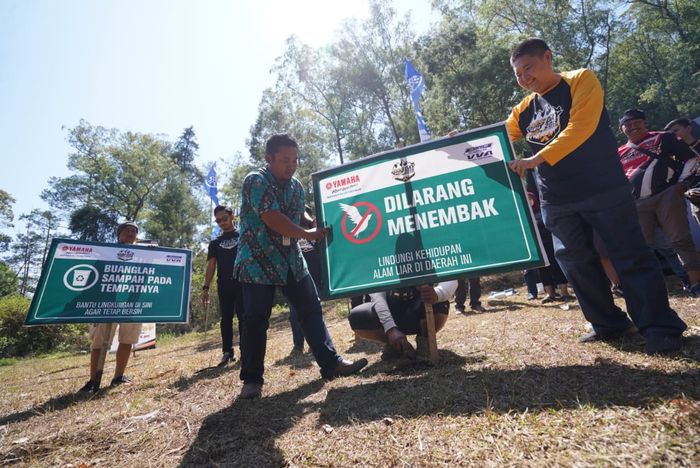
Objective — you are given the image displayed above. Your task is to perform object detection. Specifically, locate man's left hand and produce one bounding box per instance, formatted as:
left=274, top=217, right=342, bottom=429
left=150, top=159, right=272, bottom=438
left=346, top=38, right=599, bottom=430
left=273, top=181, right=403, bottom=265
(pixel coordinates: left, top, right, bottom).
left=508, top=155, right=544, bottom=177
left=419, top=285, right=438, bottom=304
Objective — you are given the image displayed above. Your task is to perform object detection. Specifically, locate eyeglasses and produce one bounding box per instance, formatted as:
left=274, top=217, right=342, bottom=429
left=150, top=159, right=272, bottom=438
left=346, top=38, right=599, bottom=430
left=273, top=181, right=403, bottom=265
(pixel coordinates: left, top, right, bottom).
left=215, top=215, right=230, bottom=224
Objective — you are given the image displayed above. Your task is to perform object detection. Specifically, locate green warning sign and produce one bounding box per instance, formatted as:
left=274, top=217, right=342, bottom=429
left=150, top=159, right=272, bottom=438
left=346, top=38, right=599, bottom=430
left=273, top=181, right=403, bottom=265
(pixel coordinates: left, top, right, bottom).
left=312, top=122, right=545, bottom=299
left=25, top=238, right=192, bottom=325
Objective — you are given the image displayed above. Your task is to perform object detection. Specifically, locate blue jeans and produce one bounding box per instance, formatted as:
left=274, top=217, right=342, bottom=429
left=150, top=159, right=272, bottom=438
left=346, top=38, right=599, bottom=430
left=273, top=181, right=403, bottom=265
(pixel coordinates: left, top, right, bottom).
left=542, top=185, right=686, bottom=337
left=240, top=271, right=340, bottom=384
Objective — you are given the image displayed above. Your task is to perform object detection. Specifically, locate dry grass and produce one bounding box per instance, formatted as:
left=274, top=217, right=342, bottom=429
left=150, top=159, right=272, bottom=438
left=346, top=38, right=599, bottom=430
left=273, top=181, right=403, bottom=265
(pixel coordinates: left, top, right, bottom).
left=1, top=275, right=699, bottom=467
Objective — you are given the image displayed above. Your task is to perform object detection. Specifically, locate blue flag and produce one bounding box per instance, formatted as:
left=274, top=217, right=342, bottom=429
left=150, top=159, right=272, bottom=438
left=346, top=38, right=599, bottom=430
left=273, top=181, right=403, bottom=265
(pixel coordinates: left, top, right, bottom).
left=204, top=164, right=219, bottom=205
left=405, top=59, right=431, bottom=142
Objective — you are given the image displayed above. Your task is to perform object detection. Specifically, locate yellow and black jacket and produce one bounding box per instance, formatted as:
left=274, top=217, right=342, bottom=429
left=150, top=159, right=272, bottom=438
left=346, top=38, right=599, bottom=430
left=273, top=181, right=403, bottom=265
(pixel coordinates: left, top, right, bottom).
left=507, top=69, right=628, bottom=205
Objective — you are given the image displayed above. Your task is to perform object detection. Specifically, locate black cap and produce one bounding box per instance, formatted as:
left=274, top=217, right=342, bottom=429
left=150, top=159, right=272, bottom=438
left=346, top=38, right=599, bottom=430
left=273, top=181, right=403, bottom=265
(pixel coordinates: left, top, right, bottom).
left=619, top=109, right=646, bottom=126
left=116, top=221, right=139, bottom=237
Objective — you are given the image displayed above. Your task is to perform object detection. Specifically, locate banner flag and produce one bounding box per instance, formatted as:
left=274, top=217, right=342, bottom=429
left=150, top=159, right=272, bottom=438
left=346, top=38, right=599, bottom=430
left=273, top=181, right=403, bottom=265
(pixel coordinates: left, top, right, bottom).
left=204, top=164, right=219, bottom=205
left=404, top=59, right=431, bottom=142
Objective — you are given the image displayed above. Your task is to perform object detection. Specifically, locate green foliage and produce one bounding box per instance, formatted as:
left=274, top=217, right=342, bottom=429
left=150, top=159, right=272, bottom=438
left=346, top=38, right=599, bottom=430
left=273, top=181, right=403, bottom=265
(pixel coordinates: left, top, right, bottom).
left=0, top=189, right=15, bottom=229
left=0, top=262, right=18, bottom=297
left=68, top=205, right=120, bottom=242
left=0, top=295, right=88, bottom=358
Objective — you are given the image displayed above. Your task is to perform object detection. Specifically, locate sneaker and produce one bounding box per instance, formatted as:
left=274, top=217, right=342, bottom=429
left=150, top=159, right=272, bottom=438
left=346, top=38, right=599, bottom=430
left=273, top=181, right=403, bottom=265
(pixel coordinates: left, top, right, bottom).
left=290, top=346, right=304, bottom=356
left=323, top=358, right=368, bottom=379
left=110, top=375, right=131, bottom=386
left=471, top=304, right=486, bottom=313
left=644, top=331, right=683, bottom=355
left=454, top=305, right=466, bottom=314
left=239, top=382, right=262, bottom=399
left=579, top=326, right=637, bottom=343
left=78, top=380, right=99, bottom=393
left=527, top=293, right=537, bottom=301
left=611, top=284, right=624, bottom=297
left=541, top=295, right=558, bottom=304
left=218, top=351, right=234, bottom=367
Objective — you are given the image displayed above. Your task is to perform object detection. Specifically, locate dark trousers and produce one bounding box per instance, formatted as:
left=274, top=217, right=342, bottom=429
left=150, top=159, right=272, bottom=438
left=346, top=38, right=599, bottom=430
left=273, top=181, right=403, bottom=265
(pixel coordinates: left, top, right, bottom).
left=455, top=278, right=481, bottom=309
left=288, top=304, right=305, bottom=349
left=523, top=269, right=539, bottom=296
left=240, top=272, right=340, bottom=384
left=542, top=185, right=686, bottom=337
left=218, top=280, right=242, bottom=355
left=536, top=221, right=568, bottom=287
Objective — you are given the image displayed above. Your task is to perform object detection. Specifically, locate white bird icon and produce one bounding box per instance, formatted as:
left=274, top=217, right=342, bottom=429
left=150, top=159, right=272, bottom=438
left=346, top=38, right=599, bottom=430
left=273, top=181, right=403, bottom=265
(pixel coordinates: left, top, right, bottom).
left=340, top=203, right=372, bottom=237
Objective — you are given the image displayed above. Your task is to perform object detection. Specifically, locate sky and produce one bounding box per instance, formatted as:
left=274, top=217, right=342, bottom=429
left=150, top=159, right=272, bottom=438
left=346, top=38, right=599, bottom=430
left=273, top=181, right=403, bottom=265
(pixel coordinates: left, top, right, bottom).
left=0, top=0, right=437, bottom=237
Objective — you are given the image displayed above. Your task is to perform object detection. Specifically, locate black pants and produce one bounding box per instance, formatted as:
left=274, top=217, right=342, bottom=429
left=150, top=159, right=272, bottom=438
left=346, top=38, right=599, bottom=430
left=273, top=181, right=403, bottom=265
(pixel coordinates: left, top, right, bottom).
left=455, top=278, right=481, bottom=309
left=218, top=280, right=243, bottom=355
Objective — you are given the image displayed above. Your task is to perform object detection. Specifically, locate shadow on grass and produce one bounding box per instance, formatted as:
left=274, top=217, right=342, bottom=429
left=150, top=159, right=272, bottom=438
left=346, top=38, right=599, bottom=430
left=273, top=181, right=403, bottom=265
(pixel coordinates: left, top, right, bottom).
left=171, top=360, right=241, bottom=392
left=179, top=379, right=327, bottom=467
left=179, top=346, right=699, bottom=466
left=272, top=350, right=315, bottom=369
left=0, top=387, right=110, bottom=426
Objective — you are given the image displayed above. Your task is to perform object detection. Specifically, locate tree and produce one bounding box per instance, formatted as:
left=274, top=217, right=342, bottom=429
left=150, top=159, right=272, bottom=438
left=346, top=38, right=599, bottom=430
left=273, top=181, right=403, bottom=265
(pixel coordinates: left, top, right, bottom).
left=143, top=172, right=207, bottom=249
left=172, top=126, right=204, bottom=183
left=68, top=206, right=120, bottom=242
left=0, top=262, right=18, bottom=297
left=43, top=120, right=179, bottom=222
left=0, top=190, right=15, bottom=253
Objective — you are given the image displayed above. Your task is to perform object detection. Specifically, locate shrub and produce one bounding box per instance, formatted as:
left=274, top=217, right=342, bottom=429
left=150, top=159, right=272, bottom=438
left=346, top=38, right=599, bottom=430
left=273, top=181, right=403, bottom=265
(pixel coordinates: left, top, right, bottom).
left=0, top=295, right=89, bottom=358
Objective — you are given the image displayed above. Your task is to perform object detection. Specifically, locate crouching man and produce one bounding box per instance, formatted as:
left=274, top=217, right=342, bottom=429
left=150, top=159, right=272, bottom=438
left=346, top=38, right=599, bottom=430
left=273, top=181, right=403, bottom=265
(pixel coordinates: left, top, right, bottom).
left=348, top=281, right=458, bottom=360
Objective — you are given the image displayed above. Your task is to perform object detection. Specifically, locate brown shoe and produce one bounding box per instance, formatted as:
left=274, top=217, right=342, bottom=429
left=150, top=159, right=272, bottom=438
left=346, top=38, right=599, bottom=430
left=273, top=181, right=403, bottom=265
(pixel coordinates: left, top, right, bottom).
left=323, top=358, right=368, bottom=379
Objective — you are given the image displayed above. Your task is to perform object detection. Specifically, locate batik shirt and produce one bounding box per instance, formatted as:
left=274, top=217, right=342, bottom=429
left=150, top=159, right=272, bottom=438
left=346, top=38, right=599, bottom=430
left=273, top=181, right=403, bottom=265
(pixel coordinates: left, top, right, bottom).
left=507, top=69, right=628, bottom=205
left=234, top=166, right=308, bottom=285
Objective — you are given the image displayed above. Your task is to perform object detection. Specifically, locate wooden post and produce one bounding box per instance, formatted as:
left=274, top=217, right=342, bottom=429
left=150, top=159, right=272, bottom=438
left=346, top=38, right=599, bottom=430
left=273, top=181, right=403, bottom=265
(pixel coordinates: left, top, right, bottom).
left=423, top=302, right=439, bottom=364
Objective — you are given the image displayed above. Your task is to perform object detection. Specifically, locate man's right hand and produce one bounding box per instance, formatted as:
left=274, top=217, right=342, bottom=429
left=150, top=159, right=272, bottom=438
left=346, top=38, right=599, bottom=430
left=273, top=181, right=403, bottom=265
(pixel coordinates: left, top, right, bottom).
left=202, top=291, right=210, bottom=307
left=304, top=227, right=328, bottom=241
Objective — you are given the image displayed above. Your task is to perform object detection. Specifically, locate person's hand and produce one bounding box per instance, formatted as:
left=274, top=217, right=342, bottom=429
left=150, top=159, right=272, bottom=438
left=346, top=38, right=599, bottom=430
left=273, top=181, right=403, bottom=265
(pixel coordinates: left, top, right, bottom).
left=304, top=226, right=328, bottom=241
left=419, top=285, right=438, bottom=304
left=202, top=290, right=210, bottom=307
left=386, top=327, right=410, bottom=351
left=508, top=154, right=543, bottom=177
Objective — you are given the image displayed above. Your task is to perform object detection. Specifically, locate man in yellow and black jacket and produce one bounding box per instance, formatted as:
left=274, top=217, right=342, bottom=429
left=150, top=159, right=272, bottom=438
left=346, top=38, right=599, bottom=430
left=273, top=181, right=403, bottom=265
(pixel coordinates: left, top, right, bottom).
left=506, top=38, right=686, bottom=355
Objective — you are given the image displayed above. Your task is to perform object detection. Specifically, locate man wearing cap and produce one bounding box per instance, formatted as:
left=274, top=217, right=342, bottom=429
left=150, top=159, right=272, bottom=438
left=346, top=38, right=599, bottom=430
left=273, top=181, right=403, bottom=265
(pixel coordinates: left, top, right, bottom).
left=505, top=38, right=686, bottom=354
left=79, top=221, right=142, bottom=393
left=618, top=109, right=700, bottom=297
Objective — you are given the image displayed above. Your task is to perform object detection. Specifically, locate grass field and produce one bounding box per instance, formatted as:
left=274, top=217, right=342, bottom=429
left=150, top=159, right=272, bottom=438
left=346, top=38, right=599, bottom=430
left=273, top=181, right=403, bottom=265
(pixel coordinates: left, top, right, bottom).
left=1, top=276, right=699, bottom=467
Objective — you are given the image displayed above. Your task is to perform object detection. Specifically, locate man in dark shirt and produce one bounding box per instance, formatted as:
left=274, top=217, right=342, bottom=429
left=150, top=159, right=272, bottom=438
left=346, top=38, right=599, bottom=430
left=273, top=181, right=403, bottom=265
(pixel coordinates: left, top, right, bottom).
left=618, top=109, right=700, bottom=296
left=664, top=117, right=700, bottom=225
left=506, top=38, right=686, bottom=354
left=203, top=205, right=243, bottom=367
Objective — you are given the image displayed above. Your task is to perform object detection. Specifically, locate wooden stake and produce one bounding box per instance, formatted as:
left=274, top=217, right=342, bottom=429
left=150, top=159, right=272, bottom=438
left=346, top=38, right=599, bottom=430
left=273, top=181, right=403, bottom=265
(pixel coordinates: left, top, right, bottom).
left=423, top=302, right=439, bottom=364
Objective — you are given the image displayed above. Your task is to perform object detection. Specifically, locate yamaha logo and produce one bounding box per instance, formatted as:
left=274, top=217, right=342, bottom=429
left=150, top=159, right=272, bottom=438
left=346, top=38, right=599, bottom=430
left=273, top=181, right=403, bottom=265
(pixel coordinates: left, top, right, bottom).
left=463, top=143, right=494, bottom=160
left=117, top=249, right=135, bottom=261
left=62, top=245, right=93, bottom=253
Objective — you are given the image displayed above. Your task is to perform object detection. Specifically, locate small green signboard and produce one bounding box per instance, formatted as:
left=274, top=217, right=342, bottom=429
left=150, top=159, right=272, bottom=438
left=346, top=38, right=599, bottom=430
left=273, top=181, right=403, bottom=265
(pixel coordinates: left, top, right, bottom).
left=312, top=122, right=546, bottom=299
left=25, top=238, right=192, bottom=325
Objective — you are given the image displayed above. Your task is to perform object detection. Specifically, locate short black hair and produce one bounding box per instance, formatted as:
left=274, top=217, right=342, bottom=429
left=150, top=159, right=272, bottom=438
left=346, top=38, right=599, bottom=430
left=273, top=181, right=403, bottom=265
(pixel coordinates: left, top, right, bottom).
left=664, top=118, right=691, bottom=131
left=511, top=38, right=551, bottom=62
left=619, top=108, right=646, bottom=126
left=265, top=134, right=298, bottom=157
left=213, top=205, right=233, bottom=216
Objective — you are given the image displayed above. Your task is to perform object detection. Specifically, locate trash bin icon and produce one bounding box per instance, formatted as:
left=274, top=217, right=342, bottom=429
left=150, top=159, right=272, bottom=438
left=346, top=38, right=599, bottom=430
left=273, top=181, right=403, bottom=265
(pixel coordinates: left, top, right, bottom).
left=72, top=270, right=92, bottom=287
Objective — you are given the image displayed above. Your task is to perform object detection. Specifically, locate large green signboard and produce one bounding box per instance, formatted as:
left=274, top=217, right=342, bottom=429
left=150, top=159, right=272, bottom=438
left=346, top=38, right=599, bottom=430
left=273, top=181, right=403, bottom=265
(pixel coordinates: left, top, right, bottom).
left=312, top=122, right=546, bottom=299
left=25, top=238, right=192, bottom=325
